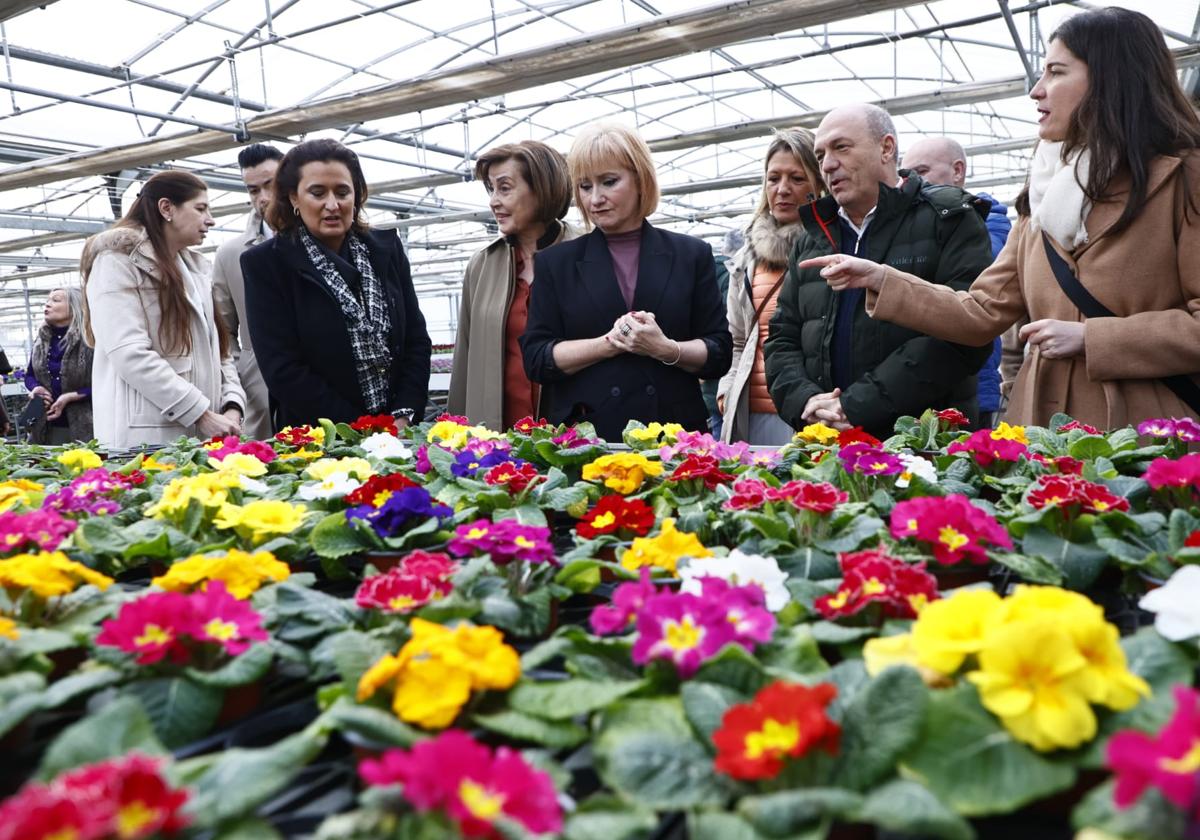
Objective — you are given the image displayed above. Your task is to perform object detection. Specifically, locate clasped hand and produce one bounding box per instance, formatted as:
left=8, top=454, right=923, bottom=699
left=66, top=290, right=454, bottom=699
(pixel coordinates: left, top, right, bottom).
left=802, top=387, right=850, bottom=430
left=607, top=311, right=673, bottom=360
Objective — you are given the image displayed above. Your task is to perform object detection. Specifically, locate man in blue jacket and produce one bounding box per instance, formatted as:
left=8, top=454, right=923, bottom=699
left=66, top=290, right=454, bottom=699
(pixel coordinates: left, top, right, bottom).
left=903, top=136, right=1012, bottom=428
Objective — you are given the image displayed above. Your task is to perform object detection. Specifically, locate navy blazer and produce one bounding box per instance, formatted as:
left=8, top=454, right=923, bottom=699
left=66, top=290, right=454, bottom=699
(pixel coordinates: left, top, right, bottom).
left=521, top=221, right=732, bottom=441
left=241, top=228, right=431, bottom=429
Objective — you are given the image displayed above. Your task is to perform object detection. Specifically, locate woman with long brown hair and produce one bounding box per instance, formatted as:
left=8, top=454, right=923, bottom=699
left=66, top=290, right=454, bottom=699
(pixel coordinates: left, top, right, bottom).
left=83, top=170, right=245, bottom=448
left=801, top=7, right=1200, bottom=429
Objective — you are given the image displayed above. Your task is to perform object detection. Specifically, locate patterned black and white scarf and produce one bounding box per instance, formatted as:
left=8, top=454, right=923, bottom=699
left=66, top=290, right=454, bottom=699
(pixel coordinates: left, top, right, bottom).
left=298, top=227, right=393, bottom=412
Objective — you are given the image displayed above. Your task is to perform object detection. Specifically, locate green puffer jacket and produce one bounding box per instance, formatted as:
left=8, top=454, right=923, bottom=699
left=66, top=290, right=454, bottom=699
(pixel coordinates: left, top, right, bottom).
left=764, top=172, right=994, bottom=438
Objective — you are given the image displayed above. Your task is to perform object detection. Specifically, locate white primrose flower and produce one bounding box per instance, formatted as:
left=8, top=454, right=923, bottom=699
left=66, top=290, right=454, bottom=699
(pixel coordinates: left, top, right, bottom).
left=1139, top=565, right=1200, bottom=642
left=297, top=471, right=363, bottom=502
left=237, top=475, right=269, bottom=495
left=679, top=549, right=791, bottom=612
left=896, top=452, right=939, bottom=489
left=361, top=432, right=413, bottom=461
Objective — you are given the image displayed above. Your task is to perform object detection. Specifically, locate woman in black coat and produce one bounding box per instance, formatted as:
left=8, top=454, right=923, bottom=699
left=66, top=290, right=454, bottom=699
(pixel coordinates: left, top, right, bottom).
left=521, top=122, right=732, bottom=441
left=241, top=139, right=430, bottom=430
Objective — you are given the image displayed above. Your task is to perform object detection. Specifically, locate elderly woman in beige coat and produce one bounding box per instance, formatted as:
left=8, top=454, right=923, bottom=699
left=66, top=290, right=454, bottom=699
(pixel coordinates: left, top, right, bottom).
left=802, top=8, right=1200, bottom=431
left=83, top=171, right=245, bottom=449
left=717, top=128, right=825, bottom=444
left=447, top=141, right=576, bottom=431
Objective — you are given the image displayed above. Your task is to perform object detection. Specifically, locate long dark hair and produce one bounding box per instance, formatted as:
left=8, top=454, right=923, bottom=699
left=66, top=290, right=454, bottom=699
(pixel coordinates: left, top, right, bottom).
left=1015, top=7, right=1200, bottom=232
left=82, top=170, right=229, bottom=357
left=268, top=139, right=370, bottom=237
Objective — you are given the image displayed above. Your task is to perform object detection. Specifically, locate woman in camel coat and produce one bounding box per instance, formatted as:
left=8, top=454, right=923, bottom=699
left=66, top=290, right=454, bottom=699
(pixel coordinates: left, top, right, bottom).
left=803, top=8, right=1200, bottom=430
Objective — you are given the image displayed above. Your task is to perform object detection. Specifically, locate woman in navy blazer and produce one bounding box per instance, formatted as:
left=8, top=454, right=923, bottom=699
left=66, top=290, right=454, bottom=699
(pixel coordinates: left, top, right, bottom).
left=242, top=139, right=430, bottom=430
left=521, top=122, right=731, bottom=441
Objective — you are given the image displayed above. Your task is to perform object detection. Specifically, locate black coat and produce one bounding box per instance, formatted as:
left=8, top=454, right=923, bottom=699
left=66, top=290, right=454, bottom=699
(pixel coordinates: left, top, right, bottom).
left=241, top=228, right=431, bottom=429
left=521, top=221, right=732, bottom=441
left=765, top=174, right=994, bottom=438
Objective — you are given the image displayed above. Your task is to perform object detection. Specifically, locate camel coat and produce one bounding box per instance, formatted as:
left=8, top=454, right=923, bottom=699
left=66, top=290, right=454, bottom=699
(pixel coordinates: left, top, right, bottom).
left=212, top=212, right=272, bottom=439
left=84, top=227, right=245, bottom=449
left=868, top=153, right=1200, bottom=429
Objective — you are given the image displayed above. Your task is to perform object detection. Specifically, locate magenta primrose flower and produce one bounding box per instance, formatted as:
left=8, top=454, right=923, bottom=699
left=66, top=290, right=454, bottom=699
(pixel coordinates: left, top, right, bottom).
left=447, top=518, right=556, bottom=565
left=1107, top=685, right=1200, bottom=815
left=589, top=568, right=661, bottom=635
left=659, top=430, right=751, bottom=464
left=359, top=729, right=562, bottom=838
left=632, top=591, right=731, bottom=678
left=189, top=581, right=269, bottom=656
left=947, top=428, right=1028, bottom=468
left=695, top=576, right=775, bottom=647
left=724, top=477, right=770, bottom=511
left=1143, top=453, right=1200, bottom=493
left=0, top=508, right=76, bottom=555
left=1138, top=417, right=1200, bottom=442
left=838, top=442, right=903, bottom=476
left=42, top=468, right=134, bottom=515
left=208, top=436, right=277, bottom=464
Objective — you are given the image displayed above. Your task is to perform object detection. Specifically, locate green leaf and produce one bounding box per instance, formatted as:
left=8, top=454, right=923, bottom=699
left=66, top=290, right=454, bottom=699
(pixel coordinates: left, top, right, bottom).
left=594, top=697, right=734, bottom=809
left=900, top=683, right=1076, bottom=816
left=854, top=779, right=973, bottom=840
left=738, top=788, right=863, bottom=835
left=990, top=551, right=1065, bottom=585
left=681, top=680, right=744, bottom=742
left=313, top=630, right=390, bottom=689
left=832, top=665, right=928, bottom=790
left=815, top=515, right=885, bottom=553
left=543, top=485, right=587, bottom=512
left=759, top=624, right=829, bottom=678
left=186, top=643, right=274, bottom=688
left=692, top=644, right=769, bottom=694
left=211, top=817, right=284, bottom=840
left=37, top=696, right=166, bottom=781
left=473, top=709, right=588, bottom=748
left=126, top=676, right=223, bottom=749
left=1021, top=527, right=1110, bottom=590
left=185, top=729, right=328, bottom=827
left=807, top=621, right=877, bottom=645
left=1071, top=778, right=1186, bottom=839
left=1068, top=436, right=1113, bottom=461
left=508, top=678, right=644, bottom=720
left=564, top=806, right=660, bottom=840
left=687, top=812, right=773, bottom=840
left=0, top=671, right=47, bottom=738
left=40, top=666, right=124, bottom=709
left=323, top=698, right=423, bottom=748
left=309, top=511, right=365, bottom=559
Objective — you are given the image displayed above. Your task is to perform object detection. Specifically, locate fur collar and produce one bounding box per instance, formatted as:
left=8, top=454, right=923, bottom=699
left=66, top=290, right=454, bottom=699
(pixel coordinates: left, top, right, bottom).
left=747, top=213, right=801, bottom=268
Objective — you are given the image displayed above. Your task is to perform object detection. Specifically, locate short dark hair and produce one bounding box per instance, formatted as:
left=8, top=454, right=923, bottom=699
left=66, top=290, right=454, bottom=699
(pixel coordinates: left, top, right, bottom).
left=267, top=139, right=370, bottom=237
left=237, top=143, right=284, bottom=170
left=474, top=141, right=571, bottom=225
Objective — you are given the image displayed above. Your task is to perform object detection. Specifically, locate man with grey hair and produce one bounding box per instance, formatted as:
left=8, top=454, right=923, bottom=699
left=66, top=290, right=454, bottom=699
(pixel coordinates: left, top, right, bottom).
left=904, top=136, right=1014, bottom=428
left=765, top=104, right=995, bottom=437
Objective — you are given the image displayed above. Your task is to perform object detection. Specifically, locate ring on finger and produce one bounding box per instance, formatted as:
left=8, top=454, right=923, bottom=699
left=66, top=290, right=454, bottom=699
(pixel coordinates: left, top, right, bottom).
left=619, top=322, right=632, bottom=336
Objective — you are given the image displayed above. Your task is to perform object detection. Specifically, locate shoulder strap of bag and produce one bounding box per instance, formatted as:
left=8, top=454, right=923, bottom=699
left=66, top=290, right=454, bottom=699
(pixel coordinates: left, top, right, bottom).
left=751, top=273, right=787, bottom=328
left=1041, top=231, right=1200, bottom=415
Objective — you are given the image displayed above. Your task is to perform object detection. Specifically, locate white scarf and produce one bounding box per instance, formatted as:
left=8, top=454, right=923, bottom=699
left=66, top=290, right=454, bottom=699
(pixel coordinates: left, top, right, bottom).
left=1029, top=140, right=1092, bottom=251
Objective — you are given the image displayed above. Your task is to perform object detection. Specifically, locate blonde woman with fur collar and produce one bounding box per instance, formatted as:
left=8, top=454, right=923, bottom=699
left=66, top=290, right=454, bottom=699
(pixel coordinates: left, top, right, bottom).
left=717, top=128, right=826, bottom=443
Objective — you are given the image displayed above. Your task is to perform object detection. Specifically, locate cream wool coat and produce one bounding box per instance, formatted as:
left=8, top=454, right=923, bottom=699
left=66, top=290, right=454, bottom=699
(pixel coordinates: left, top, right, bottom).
left=868, top=153, right=1200, bottom=429
left=84, top=227, right=245, bottom=448
left=716, top=214, right=800, bottom=443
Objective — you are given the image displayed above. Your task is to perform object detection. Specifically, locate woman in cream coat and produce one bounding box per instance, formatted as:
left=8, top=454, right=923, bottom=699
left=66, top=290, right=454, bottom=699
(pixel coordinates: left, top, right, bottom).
left=83, top=171, right=245, bottom=448
left=717, top=128, right=825, bottom=443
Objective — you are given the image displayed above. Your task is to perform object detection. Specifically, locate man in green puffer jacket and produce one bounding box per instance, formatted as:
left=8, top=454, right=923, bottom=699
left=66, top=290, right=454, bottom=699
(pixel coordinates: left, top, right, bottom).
left=764, top=104, right=994, bottom=439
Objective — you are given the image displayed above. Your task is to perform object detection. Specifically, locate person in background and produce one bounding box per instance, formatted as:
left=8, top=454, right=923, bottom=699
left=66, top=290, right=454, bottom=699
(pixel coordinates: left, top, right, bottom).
left=765, top=104, right=993, bottom=439
left=212, top=143, right=282, bottom=439
left=903, top=136, right=1013, bottom=428
left=701, top=228, right=740, bottom=439
left=25, top=287, right=94, bottom=444
left=82, top=171, right=245, bottom=448
left=242, top=139, right=431, bottom=429
left=802, top=8, right=1200, bottom=430
left=718, top=128, right=825, bottom=444
left=447, top=141, right=577, bottom=431
left=521, top=121, right=732, bottom=441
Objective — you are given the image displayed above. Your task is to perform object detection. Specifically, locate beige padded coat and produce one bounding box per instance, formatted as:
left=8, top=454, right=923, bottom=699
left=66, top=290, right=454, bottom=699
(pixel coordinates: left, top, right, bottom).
left=84, top=227, right=245, bottom=448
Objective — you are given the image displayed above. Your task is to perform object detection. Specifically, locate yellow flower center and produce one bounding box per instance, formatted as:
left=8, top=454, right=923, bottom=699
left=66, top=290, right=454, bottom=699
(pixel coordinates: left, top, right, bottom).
left=825, top=590, right=849, bottom=609
left=862, top=578, right=886, bottom=596
left=1092, top=500, right=1110, bottom=511
left=116, top=800, right=159, bottom=839
left=372, top=490, right=393, bottom=508
left=466, top=527, right=489, bottom=539
left=458, top=779, right=505, bottom=822
left=1159, top=740, right=1200, bottom=775
left=907, top=593, right=930, bottom=613
left=4, top=534, right=20, bottom=546
left=905, top=518, right=918, bottom=533
left=744, top=718, right=800, bottom=759
left=514, top=536, right=536, bottom=548
left=135, top=624, right=172, bottom=647
left=388, top=595, right=416, bottom=610
left=664, top=615, right=702, bottom=651
left=44, top=829, right=80, bottom=840
left=591, top=511, right=617, bottom=529
left=938, top=526, right=969, bottom=551
left=203, top=618, right=239, bottom=642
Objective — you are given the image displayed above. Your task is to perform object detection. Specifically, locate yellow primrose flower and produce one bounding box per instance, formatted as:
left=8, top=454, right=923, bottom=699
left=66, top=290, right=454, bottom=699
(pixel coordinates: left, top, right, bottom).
left=305, top=457, right=373, bottom=482
left=991, top=422, right=1028, bottom=444
left=620, top=517, right=712, bottom=575
left=0, top=551, right=114, bottom=599
left=863, top=633, right=953, bottom=687
left=0, top=616, right=19, bottom=640
left=466, top=425, right=504, bottom=442
left=911, top=588, right=1003, bottom=674
left=210, top=452, right=268, bottom=477
left=357, top=618, right=520, bottom=729
left=627, top=422, right=684, bottom=443
left=966, top=617, right=1097, bottom=751
left=0, top=479, right=44, bottom=513
left=794, top=423, right=841, bottom=445
left=56, top=448, right=102, bottom=472
left=427, top=420, right=471, bottom=449
left=214, top=500, right=308, bottom=544
left=152, top=549, right=290, bottom=599
left=582, top=452, right=663, bottom=495
left=145, top=472, right=241, bottom=518
left=277, top=448, right=325, bottom=462
left=138, top=456, right=175, bottom=472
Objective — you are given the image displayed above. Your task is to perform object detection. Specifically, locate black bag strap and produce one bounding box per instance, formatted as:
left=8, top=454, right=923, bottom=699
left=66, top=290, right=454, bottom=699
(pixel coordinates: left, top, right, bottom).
left=1041, top=231, right=1200, bottom=414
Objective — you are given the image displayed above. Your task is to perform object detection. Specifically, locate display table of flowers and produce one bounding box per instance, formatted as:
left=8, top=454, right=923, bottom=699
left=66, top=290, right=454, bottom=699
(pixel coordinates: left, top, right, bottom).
left=0, top=409, right=1198, bottom=840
